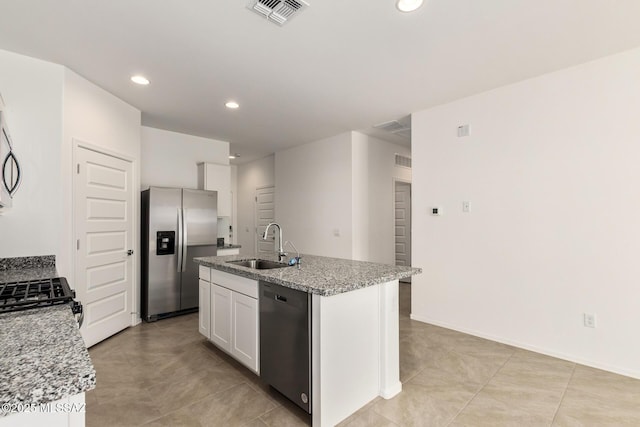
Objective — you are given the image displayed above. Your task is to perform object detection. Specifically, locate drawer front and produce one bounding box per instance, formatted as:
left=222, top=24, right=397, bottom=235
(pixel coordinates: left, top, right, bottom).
left=199, top=265, right=211, bottom=281
left=211, top=269, right=258, bottom=299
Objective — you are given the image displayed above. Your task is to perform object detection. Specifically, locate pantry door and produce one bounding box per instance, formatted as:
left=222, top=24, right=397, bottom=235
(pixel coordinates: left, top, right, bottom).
left=74, top=143, right=134, bottom=347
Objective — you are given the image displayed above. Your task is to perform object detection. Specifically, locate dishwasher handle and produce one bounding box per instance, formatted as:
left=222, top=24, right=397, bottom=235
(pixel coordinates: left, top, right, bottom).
left=275, top=294, right=287, bottom=303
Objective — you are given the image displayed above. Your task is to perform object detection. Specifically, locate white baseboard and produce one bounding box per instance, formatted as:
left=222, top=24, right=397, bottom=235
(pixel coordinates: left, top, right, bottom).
left=380, top=382, right=402, bottom=399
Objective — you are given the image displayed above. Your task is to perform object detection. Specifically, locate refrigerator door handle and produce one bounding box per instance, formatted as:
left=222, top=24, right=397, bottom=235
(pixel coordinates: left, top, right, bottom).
left=182, top=208, right=188, bottom=272
left=177, top=207, right=184, bottom=272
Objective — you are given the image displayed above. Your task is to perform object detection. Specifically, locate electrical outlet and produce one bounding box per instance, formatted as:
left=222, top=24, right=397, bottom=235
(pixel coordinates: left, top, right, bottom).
left=583, top=313, right=596, bottom=328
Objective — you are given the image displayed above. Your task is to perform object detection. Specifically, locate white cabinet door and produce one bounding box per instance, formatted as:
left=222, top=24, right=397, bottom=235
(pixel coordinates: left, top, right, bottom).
left=210, top=283, right=232, bottom=352
left=198, top=163, right=231, bottom=217
left=231, top=292, right=259, bottom=373
left=198, top=279, right=211, bottom=339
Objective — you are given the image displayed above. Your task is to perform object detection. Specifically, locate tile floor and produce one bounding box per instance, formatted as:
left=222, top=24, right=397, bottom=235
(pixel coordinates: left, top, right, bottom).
left=87, top=284, right=640, bottom=426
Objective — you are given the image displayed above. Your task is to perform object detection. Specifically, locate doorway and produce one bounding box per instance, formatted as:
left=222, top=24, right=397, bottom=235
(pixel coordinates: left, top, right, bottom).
left=255, top=186, right=276, bottom=255
left=73, top=141, right=135, bottom=347
left=394, top=180, right=411, bottom=283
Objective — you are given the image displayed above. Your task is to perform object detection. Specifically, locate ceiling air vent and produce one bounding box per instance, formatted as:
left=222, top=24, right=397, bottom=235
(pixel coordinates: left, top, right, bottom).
left=247, top=0, right=310, bottom=26
left=374, top=119, right=411, bottom=139
left=395, top=154, right=412, bottom=169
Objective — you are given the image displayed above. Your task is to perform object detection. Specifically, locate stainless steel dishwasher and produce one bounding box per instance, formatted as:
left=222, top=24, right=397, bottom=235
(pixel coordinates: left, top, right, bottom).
left=259, top=281, right=311, bottom=414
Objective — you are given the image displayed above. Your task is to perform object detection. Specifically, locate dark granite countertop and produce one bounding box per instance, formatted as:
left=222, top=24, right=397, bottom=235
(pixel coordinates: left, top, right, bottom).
left=0, top=306, right=96, bottom=416
left=217, top=245, right=242, bottom=250
left=0, top=255, right=58, bottom=283
left=194, top=254, right=421, bottom=297
left=0, top=267, right=60, bottom=283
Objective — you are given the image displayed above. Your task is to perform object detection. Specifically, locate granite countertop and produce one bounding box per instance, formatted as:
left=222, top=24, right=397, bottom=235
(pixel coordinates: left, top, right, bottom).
left=0, top=306, right=96, bottom=416
left=194, top=254, right=421, bottom=297
left=0, top=267, right=60, bottom=283
left=0, top=255, right=58, bottom=283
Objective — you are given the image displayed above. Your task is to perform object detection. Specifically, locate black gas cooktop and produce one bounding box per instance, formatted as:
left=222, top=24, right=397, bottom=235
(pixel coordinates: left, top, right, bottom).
left=0, top=277, right=82, bottom=316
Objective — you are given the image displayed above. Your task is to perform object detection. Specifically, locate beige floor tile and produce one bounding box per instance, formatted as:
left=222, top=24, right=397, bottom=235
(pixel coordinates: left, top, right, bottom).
left=566, top=365, right=640, bottom=403
left=551, top=365, right=640, bottom=426
left=181, top=383, right=278, bottom=426
left=147, top=362, right=246, bottom=415
left=142, top=407, right=203, bottom=427
left=338, top=407, right=398, bottom=427
left=372, top=383, right=471, bottom=427
left=453, top=380, right=561, bottom=426
left=86, top=391, right=163, bottom=427
left=259, top=405, right=311, bottom=426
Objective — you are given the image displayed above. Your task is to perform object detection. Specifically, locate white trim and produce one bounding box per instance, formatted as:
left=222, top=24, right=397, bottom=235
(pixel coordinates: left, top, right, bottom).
left=410, top=313, right=640, bottom=380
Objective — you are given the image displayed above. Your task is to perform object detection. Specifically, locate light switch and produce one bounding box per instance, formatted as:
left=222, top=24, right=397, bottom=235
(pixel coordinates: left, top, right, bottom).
left=462, top=201, right=471, bottom=213
left=457, top=124, right=470, bottom=137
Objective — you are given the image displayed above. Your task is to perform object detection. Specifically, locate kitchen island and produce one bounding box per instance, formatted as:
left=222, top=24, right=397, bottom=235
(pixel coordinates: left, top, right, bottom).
left=194, top=254, right=421, bottom=427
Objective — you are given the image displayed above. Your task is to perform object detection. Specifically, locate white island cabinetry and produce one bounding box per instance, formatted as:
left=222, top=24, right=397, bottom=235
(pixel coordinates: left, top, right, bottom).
left=198, top=267, right=259, bottom=373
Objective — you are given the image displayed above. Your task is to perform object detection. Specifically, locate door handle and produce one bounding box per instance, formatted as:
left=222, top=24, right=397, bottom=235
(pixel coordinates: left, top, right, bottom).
left=127, top=250, right=134, bottom=256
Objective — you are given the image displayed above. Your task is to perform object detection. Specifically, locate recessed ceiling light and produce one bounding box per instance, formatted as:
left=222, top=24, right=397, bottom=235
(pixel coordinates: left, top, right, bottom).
left=396, top=0, right=423, bottom=12
left=225, top=101, right=240, bottom=109
left=131, top=75, right=150, bottom=85
left=229, top=153, right=240, bottom=159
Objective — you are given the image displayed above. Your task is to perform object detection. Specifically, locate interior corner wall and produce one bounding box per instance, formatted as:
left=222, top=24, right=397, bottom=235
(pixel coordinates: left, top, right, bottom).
left=0, top=50, right=64, bottom=260
left=237, top=155, right=275, bottom=256
left=411, top=47, right=640, bottom=378
left=351, top=132, right=369, bottom=261
left=275, top=133, right=353, bottom=258
left=140, top=126, right=229, bottom=190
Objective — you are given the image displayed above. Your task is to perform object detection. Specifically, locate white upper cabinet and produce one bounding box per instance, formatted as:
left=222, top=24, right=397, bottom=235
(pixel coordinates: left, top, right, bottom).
left=197, top=162, right=231, bottom=217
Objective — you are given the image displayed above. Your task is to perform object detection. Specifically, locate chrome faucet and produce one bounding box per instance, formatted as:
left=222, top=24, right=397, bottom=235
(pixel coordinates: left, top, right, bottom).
left=262, top=222, right=286, bottom=262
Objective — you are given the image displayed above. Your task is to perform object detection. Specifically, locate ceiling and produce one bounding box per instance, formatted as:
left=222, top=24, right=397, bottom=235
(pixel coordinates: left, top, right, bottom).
left=1, top=1, right=640, bottom=164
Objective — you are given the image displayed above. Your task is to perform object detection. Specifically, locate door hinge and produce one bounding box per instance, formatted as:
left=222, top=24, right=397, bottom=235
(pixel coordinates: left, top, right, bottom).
left=255, top=196, right=257, bottom=202
left=76, top=239, right=80, bottom=250
left=76, top=164, right=80, bottom=174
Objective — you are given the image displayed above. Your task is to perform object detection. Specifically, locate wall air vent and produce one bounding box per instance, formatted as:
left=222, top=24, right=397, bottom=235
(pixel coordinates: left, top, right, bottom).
left=395, top=154, right=412, bottom=169
left=374, top=118, right=411, bottom=139
left=247, top=0, right=310, bottom=26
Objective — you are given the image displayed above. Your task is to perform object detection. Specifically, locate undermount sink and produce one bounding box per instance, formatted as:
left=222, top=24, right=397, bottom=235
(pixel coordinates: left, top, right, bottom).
left=226, top=259, right=290, bottom=270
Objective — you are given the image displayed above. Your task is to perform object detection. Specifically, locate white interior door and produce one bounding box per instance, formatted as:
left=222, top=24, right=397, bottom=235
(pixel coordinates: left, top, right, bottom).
left=255, top=186, right=276, bottom=255
left=75, top=144, right=134, bottom=347
left=395, top=181, right=412, bottom=282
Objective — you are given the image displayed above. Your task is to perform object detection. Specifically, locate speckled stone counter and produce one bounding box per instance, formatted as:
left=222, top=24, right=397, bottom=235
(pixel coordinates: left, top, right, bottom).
left=194, top=254, right=421, bottom=296
left=0, top=305, right=96, bottom=416
left=0, top=255, right=58, bottom=283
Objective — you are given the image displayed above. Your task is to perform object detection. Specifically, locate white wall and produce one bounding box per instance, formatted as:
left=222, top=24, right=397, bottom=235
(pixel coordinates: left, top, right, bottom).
left=275, top=133, right=353, bottom=258
left=411, top=47, right=640, bottom=379
left=140, top=126, right=229, bottom=190
left=351, top=132, right=369, bottom=261
left=363, top=134, right=411, bottom=265
left=0, top=50, right=64, bottom=260
left=61, top=69, right=141, bottom=281
left=237, top=155, right=275, bottom=256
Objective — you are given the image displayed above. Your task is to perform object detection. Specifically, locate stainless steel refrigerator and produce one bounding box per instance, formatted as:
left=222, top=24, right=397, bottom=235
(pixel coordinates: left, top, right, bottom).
left=141, top=187, right=217, bottom=321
